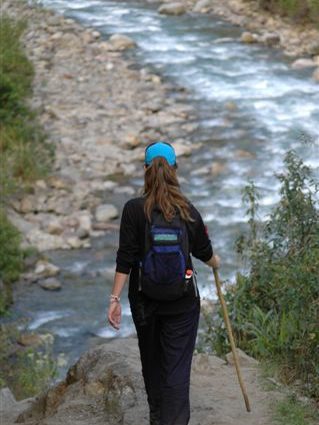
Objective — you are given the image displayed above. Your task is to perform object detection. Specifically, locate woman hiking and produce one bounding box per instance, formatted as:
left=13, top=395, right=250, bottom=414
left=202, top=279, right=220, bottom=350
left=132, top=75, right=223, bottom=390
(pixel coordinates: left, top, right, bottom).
left=108, top=141, right=220, bottom=425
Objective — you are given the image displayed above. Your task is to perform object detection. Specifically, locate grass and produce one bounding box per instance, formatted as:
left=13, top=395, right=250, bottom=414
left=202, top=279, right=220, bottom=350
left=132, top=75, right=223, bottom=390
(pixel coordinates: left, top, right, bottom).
left=260, top=361, right=319, bottom=424
left=274, top=395, right=319, bottom=425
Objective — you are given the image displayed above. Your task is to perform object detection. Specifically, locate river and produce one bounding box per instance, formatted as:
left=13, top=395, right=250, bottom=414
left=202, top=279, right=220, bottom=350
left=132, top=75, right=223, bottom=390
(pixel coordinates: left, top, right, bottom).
left=14, top=0, right=319, bottom=376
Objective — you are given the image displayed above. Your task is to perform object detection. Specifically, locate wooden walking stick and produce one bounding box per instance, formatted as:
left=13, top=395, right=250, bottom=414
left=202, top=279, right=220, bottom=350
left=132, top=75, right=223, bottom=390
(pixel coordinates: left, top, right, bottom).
left=212, top=267, right=251, bottom=412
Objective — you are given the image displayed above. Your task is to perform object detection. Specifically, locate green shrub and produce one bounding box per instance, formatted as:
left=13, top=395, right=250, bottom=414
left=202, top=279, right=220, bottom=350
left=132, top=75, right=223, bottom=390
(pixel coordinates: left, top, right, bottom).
left=0, top=209, right=23, bottom=313
left=0, top=15, right=54, bottom=201
left=0, top=15, right=54, bottom=314
left=0, top=209, right=23, bottom=283
left=209, top=150, right=319, bottom=400
left=0, top=325, right=57, bottom=399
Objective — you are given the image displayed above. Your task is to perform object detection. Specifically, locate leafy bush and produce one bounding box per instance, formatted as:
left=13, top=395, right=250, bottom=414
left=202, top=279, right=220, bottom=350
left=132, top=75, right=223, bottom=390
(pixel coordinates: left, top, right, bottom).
left=209, top=150, right=319, bottom=400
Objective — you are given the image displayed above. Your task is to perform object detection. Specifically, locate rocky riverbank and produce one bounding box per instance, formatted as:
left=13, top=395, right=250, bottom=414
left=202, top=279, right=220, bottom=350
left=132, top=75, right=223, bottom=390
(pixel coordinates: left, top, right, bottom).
left=2, top=0, right=198, bottom=257
left=157, top=0, right=319, bottom=77
left=2, top=338, right=280, bottom=425
left=2, top=0, right=318, bottom=284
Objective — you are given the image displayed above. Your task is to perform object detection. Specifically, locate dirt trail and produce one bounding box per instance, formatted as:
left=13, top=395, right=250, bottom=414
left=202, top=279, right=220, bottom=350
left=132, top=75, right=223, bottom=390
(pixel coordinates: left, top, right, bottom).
left=190, top=349, right=279, bottom=425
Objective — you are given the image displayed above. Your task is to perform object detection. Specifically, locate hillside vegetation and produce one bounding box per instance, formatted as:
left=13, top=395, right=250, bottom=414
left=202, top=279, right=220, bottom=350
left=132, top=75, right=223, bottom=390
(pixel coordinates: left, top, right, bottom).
left=0, top=15, right=56, bottom=399
left=255, top=0, right=319, bottom=23
left=0, top=16, right=53, bottom=312
left=208, top=150, right=319, bottom=401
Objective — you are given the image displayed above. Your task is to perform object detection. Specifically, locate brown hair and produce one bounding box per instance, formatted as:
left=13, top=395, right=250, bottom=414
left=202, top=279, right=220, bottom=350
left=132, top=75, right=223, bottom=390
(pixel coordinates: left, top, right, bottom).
left=143, top=157, right=194, bottom=222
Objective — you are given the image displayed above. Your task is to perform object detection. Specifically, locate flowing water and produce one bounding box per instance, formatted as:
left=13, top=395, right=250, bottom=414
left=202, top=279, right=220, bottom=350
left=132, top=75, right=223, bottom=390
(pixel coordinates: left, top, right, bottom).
left=14, top=0, right=319, bottom=375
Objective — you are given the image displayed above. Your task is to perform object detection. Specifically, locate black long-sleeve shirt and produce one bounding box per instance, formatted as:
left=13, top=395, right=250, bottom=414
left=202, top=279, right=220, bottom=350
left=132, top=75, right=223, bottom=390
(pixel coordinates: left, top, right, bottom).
left=116, top=196, right=213, bottom=314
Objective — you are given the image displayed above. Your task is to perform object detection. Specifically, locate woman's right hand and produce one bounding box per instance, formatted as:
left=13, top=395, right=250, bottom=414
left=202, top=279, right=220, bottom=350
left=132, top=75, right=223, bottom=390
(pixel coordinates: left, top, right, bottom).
left=206, top=254, right=221, bottom=269
left=108, top=301, right=122, bottom=330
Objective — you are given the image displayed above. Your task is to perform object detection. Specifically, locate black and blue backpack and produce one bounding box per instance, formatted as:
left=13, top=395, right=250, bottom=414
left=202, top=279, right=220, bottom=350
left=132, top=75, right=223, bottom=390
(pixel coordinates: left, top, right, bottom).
left=139, top=208, right=194, bottom=301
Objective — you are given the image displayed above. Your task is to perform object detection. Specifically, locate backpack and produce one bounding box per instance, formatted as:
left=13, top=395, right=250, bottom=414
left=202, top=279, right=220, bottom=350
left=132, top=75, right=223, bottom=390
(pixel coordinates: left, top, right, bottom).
left=139, top=208, right=193, bottom=301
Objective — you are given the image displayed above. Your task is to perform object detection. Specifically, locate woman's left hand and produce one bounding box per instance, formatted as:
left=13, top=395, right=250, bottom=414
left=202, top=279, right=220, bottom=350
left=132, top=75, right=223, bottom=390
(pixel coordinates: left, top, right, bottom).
left=108, top=302, right=122, bottom=330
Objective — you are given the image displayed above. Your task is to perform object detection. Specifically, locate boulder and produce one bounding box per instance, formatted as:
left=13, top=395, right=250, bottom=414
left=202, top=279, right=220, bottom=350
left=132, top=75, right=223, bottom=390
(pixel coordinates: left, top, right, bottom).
left=235, top=149, right=256, bottom=160
left=158, top=3, right=187, bottom=16
left=240, top=32, right=257, bottom=44
left=113, top=186, right=136, bottom=195
left=20, top=196, right=35, bottom=214
left=77, top=211, right=92, bottom=233
left=0, top=387, right=35, bottom=425
left=211, top=162, right=227, bottom=176
left=17, top=339, right=147, bottom=425
left=226, top=348, right=259, bottom=367
left=92, top=30, right=101, bottom=39
left=291, top=58, right=316, bottom=70
left=171, top=141, right=192, bottom=157
left=47, top=196, right=74, bottom=215
left=121, top=163, right=137, bottom=176
left=34, top=260, right=60, bottom=278
left=95, top=204, right=119, bottom=222
left=47, top=218, right=64, bottom=235
left=6, top=209, right=36, bottom=235
left=39, top=277, right=62, bottom=291
left=190, top=166, right=209, bottom=176
left=109, top=34, right=137, bottom=50
left=66, top=235, right=87, bottom=249
left=82, top=30, right=95, bottom=44
left=76, top=227, right=90, bottom=239
left=193, top=0, right=212, bottom=13
left=225, top=101, right=238, bottom=111
left=123, top=133, right=141, bottom=149
left=103, top=181, right=119, bottom=191
left=99, top=41, right=114, bottom=51
left=47, top=175, right=73, bottom=190
left=18, top=333, right=44, bottom=347
left=50, top=31, right=63, bottom=41
left=260, top=32, right=280, bottom=47
left=312, top=67, right=319, bottom=82
left=93, top=222, right=120, bottom=231
left=35, top=179, right=48, bottom=190
left=307, top=40, right=319, bottom=56
left=27, top=228, right=68, bottom=251
left=0, top=387, right=16, bottom=407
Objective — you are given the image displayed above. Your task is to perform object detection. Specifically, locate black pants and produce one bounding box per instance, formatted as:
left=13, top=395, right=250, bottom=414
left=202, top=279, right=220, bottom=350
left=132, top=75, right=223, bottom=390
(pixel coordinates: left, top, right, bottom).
left=132, top=299, right=200, bottom=425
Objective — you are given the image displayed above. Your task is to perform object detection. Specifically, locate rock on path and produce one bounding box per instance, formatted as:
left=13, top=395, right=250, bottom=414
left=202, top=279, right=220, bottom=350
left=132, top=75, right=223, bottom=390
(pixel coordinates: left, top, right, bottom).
left=6, top=338, right=279, bottom=425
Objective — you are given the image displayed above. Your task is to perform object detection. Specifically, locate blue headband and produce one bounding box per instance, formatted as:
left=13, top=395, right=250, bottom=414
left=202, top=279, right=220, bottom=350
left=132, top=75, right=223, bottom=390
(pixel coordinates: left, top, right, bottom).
left=145, top=141, right=176, bottom=166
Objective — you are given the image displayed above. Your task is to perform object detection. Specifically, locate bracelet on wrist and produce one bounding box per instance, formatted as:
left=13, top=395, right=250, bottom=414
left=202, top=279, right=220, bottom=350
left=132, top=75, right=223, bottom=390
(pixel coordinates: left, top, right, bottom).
left=109, top=294, right=120, bottom=303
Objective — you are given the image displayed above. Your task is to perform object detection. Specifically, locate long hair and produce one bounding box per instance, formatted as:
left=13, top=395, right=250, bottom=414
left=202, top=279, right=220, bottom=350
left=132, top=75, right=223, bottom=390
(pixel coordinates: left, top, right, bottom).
left=143, top=157, right=194, bottom=222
